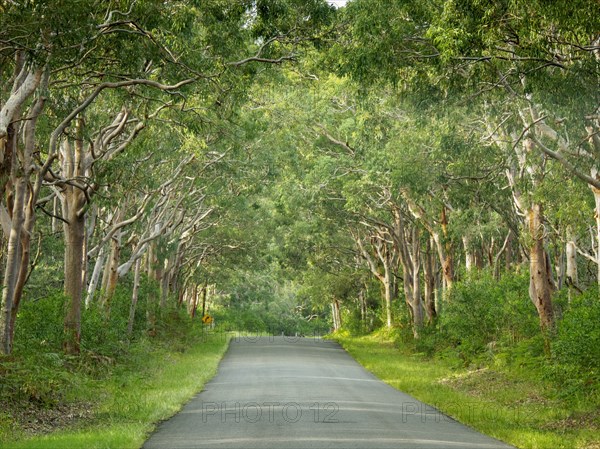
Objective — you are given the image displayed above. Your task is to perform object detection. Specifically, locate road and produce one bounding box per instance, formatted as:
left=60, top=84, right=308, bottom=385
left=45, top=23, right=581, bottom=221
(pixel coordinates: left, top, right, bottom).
left=142, top=336, right=515, bottom=449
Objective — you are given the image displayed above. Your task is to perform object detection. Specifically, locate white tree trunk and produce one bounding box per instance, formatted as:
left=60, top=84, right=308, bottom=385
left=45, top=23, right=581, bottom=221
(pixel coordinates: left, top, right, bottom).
left=127, top=258, right=142, bottom=336
left=0, top=178, right=26, bottom=354
left=0, top=64, right=42, bottom=140
left=85, top=246, right=106, bottom=308
left=463, top=235, right=474, bottom=273
left=383, top=275, right=393, bottom=328
left=566, top=234, right=578, bottom=303
left=331, top=299, right=342, bottom=332
left=594, top=188, right=600, bottom=286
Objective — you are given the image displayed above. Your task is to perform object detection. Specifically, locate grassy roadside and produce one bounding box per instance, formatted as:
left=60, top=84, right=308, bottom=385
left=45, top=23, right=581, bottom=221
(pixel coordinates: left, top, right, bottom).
left=336, top=334, right=599, bottom=449
left=0, top=330, right=230, bottom=449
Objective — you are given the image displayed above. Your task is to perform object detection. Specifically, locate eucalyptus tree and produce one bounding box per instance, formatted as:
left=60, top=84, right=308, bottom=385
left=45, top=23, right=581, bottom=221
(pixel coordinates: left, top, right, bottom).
left=0, top=0, right=338, bottom=354
left=0, top=1, right=115, bottom=354
left=0, top=0, right=202, bottom=353
left=427, top=0, right=599, bottom=331
left=328, top=0, right=599, bottom=337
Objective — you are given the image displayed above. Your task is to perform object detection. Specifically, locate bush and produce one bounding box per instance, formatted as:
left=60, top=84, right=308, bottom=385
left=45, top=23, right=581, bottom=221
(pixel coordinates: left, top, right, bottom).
left=549, top=288, right=600, bottom=398
left=441, top=271, right=539, bottom=362
left=0, top=352, right=75, bottom=407
left=14, top=291, right=66, bottom=352
left=212, top=304, right=330, bottom=337
left=81, top=282, right=156, bottom=357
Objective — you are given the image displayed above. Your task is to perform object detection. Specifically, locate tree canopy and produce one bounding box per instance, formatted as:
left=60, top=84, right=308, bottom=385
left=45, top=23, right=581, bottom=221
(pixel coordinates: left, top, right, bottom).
left=0, top=1, right=598, bottom=411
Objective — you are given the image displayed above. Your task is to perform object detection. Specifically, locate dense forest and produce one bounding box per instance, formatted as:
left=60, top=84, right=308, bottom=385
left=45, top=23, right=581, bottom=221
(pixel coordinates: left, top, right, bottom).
left=1, top=0, right=599, bottom=447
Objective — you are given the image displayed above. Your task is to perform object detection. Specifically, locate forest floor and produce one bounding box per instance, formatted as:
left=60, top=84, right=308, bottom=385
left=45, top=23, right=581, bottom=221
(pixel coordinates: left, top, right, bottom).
left=0, top=329, right=230, bottom=449
left=336, top=334, right=600, bottom=449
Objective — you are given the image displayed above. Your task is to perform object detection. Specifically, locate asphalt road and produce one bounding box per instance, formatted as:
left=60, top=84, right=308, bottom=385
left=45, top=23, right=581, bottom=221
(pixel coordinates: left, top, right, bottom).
left=142, top=336, right=515, bottom=449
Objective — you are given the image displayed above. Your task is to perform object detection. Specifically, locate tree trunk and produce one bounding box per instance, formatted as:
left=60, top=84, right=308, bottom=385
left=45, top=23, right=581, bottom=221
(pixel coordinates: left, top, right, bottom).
left=383, top=274, right=393, bottom=328
left=201, top=284, right=208, bottom=318
left=354, top=234, right=395, bottom=328
left=103, top=229, right=121, bottom=309
left=146, top=242, right=158, bottom=336
left=159, top=258, right=169, bottom=309
left=85, top=246, right=105, bottom=307
left=189, top=284, right=198, bottom=318
left=9, top=190, right=35, bottom=350
left=0, top=73, right=46, bottom=355
left=554, top=249, right=565, bottom=291
left=565, top=230, right=579, bottom=303
left=402, top=227, right=423, bottom=337
left=505, top=230, right=513, bottom=271
left=493, top=230, right=513, bottom=279
left=51, top=195, right=59, bottom=234
left=594, top=188, right=600, bottom=286
left=423, top=237, right=437, bottom=324
left=475, top=244, right=484, bottom=270
left=411, top=230, right=423, bottom=334
left=432, top=231, right=453, bottom=293
left=485, top=236, right=495, bottom=269
left=177, top=287, right=185, bottom=308
left=100, top=247, right=111, bottom=296
left=0, top=177, right=26, bottom=354
left=440, top=206, right=454, bottom=290
left=62, top=131, right=87, bottom=355
left=528, top=203, right=555, bottom=334
left=127, top=258, right=142, bottom=336
left=331, top=299, right=341, bottom=332
left=63, top=209, right=85, bottom=355
left=359, top=287, right=368, bottom=331
left=462, top=235, right=474, bottom=273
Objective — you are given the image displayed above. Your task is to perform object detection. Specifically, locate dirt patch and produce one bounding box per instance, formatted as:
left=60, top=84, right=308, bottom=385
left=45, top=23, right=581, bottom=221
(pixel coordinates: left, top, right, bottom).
left=1, top=400, right=95, bottom=436
left=438, top=367, right=551, bottom=405
left=438, top=368, right=600, bottom=437
left=541, top=409, right=600, bottom=432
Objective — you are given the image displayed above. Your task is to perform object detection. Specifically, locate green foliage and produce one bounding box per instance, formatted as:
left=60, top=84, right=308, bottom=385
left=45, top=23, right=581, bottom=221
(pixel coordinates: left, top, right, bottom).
left=2, top=3, right=600, bottom=444
left=338, top=334, right=600, bottom=449
left=14, top=281, right=153, bottom=358
left=0, top=352, right=75, bottom=408
left=14, top=293, right=66, bottom=353
left=1, top=329, right=229, bottom=448
left=214, top=305, right=329, bottom=337
left=441, top=271, right=539, bottom=361
left=334, top=0, right=435, bottom=84
left=81, top=291, right=132, bottom=357
left=341, top=298, right=382, bottom=336
left=4, top=277, right=197, bottom=409
left=1, top=278, right=224, bottom=443
left=549, top=289, right=600, bottom=399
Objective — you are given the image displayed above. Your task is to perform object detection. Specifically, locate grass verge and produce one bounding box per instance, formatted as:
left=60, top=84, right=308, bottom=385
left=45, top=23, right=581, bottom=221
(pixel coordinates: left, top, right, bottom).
left=336, top=333, right=599, bottom=449
left=0, top=330, right=230, bottom=449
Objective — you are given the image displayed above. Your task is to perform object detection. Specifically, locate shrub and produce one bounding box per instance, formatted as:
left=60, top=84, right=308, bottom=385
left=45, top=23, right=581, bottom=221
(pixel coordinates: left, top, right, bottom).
left=14, top=291, right=66, bottom=352
left=441, top=271, right=538, bottom=362
left=549, top=288, right=600, bottom=398
left=0, top=352, right=75, bottom=406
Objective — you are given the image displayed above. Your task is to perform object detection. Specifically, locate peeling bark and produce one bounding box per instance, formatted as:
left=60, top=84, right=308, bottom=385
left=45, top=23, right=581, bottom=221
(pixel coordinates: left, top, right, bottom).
left=528, top=203, right=555, bottom=334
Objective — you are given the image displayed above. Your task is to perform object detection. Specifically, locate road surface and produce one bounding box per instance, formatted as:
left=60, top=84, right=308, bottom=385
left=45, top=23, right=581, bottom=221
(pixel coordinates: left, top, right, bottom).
left=143, top=336, right=514, bottom=449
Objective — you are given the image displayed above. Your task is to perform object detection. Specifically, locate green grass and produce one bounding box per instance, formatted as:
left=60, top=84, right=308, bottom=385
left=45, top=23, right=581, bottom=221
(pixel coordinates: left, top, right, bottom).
left=1, top=330, right=230, bottom=449
left=336, top=333, right=600, bottom=449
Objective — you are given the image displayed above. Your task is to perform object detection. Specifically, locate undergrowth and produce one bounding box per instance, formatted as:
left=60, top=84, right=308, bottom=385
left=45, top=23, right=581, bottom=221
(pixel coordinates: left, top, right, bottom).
left=335, top=271, right=600, bottom=448
left=0, top=287, right=230, bottom=449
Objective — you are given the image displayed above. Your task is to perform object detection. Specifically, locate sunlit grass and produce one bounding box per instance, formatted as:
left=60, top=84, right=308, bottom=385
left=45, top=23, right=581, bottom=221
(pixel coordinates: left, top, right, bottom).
left=337, top=334, right=599, bottom=449
left=2, top=332, right=230, bottom=449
